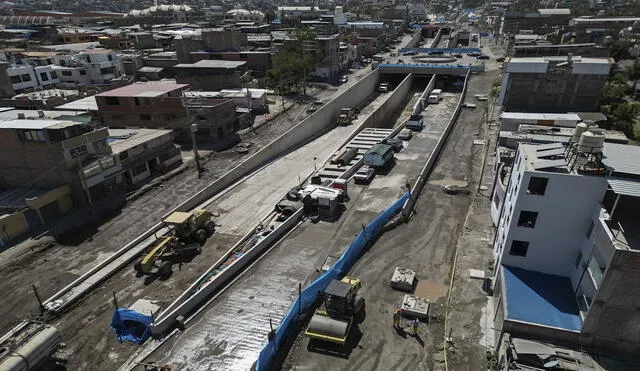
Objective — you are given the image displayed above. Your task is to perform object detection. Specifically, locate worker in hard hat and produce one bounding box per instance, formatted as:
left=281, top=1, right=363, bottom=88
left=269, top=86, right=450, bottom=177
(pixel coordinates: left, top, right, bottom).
left=393, top=308, right=402, bottom=328
left=410, top=318, right=420, bottom=336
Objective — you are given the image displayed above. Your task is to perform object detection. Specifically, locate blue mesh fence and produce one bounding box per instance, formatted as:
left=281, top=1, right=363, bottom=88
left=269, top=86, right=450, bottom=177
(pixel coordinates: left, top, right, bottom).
left=256, top=191, right=410, bottom=370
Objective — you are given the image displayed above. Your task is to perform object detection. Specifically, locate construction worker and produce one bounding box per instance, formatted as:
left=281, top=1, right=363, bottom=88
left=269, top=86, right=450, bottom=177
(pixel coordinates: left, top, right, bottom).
left=410, top=318, right=420, bottom=336
left=393, top=307, right=402, bottom=328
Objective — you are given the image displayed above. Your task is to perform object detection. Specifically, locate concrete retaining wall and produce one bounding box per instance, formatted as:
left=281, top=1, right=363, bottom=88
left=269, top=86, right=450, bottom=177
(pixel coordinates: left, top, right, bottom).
left=431, top=29, right=442, bottom=48
left=173, top=69, right=381, bottom=215
left=43, top=71, right=380, bottom=312
left=361, top=73, right=413, bottom=129
left=402, top=70, right=470, bottom=218
left=412, top=75, right=437, bottom=115
left=403, top=30, right=422, bottom=49
left=151, top=208, right=304, bottom=335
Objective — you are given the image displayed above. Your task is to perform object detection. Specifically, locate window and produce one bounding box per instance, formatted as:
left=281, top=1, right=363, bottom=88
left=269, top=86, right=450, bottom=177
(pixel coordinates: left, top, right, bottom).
left=100, top=66, right=116, bottom=75
left=104, top=96, right=119, bottom=106
left=10, top=75, right=21, bottom=84
left=140, top=114, right=151, bottom=120
left=60, top=60, right=67, bottom=67
left=108, top=54, right=113, bottom=61
left=575, top=250, right=583, bottom=269
left=79, top=69, right=87, bottom=75
left=21, top=74, right=31, bottom=82
left=132, top=164, right=148, bottom=176
left=509, top=240, right=529, bottom=257
left=493, top=194, right=500, bottom=208
left=61, top=70, right=73, bottom=77
left=86, top=55, right=91, bottom=63
left=134, top=97, right=150, bottom=106
left=69, top=144, right=88, bottom=158
left=527, top=176, right=548, bottom=195
left=517, top=211, right=538, bottom=228
left=50, top=71, right=58, bottom=79
left=40, top=72, right=49, bottom=82
left=586, top=221, right=594, bottom=239
left=119, top=151, right=129, bottom=161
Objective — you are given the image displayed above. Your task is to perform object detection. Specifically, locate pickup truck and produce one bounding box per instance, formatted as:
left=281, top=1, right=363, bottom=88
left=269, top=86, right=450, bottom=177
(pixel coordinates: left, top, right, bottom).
left=405, top=114, right=424, bottom=131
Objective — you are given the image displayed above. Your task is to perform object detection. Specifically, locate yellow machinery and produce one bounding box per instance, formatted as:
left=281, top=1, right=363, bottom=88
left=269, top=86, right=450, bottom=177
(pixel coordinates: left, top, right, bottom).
left=305, top=276, right=365, bottom=344
left=134, top=209, right=215, bottom=278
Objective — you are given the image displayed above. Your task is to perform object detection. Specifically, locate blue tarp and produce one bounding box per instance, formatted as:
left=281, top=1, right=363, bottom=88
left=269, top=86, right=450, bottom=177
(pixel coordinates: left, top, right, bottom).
left=255, top=192, right=410, bottom=370
left=109, top=308, right=153, bottom=344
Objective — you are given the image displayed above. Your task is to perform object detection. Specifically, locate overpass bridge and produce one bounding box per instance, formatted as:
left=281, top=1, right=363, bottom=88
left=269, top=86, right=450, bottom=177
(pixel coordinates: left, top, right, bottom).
left=376, top=63, right=484, bottom=76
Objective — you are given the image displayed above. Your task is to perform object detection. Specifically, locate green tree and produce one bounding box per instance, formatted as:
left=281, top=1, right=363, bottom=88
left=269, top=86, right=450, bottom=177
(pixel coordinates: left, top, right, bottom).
left=268, top=27, right=319, bottom=94
left=626, top=60, right=640, bottom=91
left=612, top=102, right=640, bottom=138
left=264, top=9, right=276, bottom=24
left=601, top=82, right=626, bottom=106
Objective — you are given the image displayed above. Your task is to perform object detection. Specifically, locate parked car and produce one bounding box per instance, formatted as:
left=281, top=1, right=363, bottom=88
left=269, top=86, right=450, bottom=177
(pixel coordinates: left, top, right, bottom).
left=380, top=137, right=403, bottom=151
left=495, top=56, right=506, bottom=62
left=476, top=55, right=490, bottom=60
left=468, top=52, right=482, bottom=57
left=454, top=53, right=463, bottom=58
left=398, top=128, right=413, bottom=140
left=338, top=75, right=349, bottom=84
left=354, top=165, right=375, bottom=184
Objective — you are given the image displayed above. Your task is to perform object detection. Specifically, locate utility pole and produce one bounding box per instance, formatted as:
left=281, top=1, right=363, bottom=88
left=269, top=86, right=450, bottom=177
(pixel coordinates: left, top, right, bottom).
left=182, top=90, right=202, bottom=178
left=191, top=123, right=201, bottom=178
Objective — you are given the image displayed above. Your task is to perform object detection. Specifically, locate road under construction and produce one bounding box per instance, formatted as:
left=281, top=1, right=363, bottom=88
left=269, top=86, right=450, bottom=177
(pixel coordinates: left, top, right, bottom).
left=0, top=43, right=494, bottom=369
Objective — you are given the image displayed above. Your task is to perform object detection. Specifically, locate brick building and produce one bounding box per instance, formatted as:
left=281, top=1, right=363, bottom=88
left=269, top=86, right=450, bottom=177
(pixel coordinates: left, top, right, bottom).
left=95, top=82, right=240, bottom=141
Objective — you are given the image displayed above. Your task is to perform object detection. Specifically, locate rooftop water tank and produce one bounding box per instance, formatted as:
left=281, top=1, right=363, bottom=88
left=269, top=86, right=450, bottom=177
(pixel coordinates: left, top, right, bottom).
left=578, top=130, right=605, bottom=154
left=571, top=122, right=588, bottom=144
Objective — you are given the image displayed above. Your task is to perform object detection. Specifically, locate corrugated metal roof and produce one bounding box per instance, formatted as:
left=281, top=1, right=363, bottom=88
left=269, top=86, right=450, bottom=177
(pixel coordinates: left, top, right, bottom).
left=0, top=119, right=77, bottom=130
left=602, top=143, right=640, bottom=175
left=607, top=177, right=640, bottom=197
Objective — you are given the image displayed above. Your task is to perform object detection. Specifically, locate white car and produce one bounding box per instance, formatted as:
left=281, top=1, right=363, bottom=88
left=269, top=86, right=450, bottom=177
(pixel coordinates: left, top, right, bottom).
left=354, top=165, right=375, bottom=184
left=398, top=128, right=413, bottom=140
left=338, top=75, right=349, bottom=84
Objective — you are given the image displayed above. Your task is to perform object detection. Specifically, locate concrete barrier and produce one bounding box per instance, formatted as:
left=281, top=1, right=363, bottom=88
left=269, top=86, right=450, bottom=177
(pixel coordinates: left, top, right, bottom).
left=402, top=70, right=470, bottom=219
left=412, top=75, right=437, bottom=115
left=403, top=30, right=422, bottom=49
left=151, top=208, right=304, bottom=335
left=170, top=68, right=381, bottom=215
left=431, top=28, right=442, bottom=48
left=360, top=73, right=413, bottom=129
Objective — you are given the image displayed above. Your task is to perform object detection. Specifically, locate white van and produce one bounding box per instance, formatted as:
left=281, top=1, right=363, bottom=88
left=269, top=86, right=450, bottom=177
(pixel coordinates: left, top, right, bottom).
left=427, top=94, right=439, bottom=104
left=431, top=89, right=442, bottom=97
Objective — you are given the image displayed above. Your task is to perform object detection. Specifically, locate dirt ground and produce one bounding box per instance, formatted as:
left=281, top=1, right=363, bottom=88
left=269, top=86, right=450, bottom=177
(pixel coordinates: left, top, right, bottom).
left=281, top=70, right=498, bottom=370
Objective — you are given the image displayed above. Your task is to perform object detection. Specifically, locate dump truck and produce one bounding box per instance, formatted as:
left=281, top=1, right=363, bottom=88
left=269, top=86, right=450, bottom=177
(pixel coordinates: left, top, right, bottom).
left=134, top=209, right=215, bottom=279
left=305, top=276, right=365, bottom=345
left=336, top=108, right=356, bottom=126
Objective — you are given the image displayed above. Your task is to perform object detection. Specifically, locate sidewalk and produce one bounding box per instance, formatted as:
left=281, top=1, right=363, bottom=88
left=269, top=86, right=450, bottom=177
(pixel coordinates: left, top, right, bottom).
left=444, top=110, right=501, bottom=370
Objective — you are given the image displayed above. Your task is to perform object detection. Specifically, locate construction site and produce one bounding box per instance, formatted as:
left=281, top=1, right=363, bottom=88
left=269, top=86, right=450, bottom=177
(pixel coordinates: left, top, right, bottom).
left=0, top=29, right=501, bottom=371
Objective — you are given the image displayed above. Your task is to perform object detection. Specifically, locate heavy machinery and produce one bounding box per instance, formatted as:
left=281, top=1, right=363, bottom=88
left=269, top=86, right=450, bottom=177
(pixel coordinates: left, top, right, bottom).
left=305, top=276, right=365, bottom=345
left=336, top=107, right=356, bottom=126
left=134, top=209, right=215, bottom=279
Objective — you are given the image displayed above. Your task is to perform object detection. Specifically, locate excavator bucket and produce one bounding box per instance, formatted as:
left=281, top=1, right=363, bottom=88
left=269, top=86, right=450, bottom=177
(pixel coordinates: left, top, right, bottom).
left=305, top=312, right=351, bottom=344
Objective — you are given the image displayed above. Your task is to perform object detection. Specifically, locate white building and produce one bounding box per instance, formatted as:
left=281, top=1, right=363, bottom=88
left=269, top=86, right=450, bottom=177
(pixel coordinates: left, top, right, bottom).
left=7, top=64, right=60, bottom=93
left=51, top=65, right=91, bottom=87
left=491, top=137, right=640, bottom=357
left=55, top=49, right=123, bottom=85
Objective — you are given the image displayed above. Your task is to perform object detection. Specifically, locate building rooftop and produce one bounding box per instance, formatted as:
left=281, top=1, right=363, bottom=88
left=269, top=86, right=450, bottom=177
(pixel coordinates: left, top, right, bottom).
left=54, top=96, right=99, bottom=111
left=537, top=8, right=571, bottom=15
left=502, top=265, right=582, bottom=332
left=602, top=142, right=640, bottom=176
left=97, top=82, right=188, bottom=97
left=570, top=16, right=640, bottom=23
left=507, top=56, right=611, bottom=64
left=499, top=125, right=628, bottom=147
left=0, top=119, right=79, bottom=130
left=500, top=112, right=581, bottom=121
left=0, top=109, right=89, bottom=121
left=107, top=128, right=173, bottom=154
left=173, top=60, right=247, bottom=69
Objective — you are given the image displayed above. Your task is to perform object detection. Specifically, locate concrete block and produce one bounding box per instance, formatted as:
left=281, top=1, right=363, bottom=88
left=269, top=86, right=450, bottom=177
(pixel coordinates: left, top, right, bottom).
left=391, top=267, right=416, bottom=292
left=401, top=294, right=430, bottom=320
